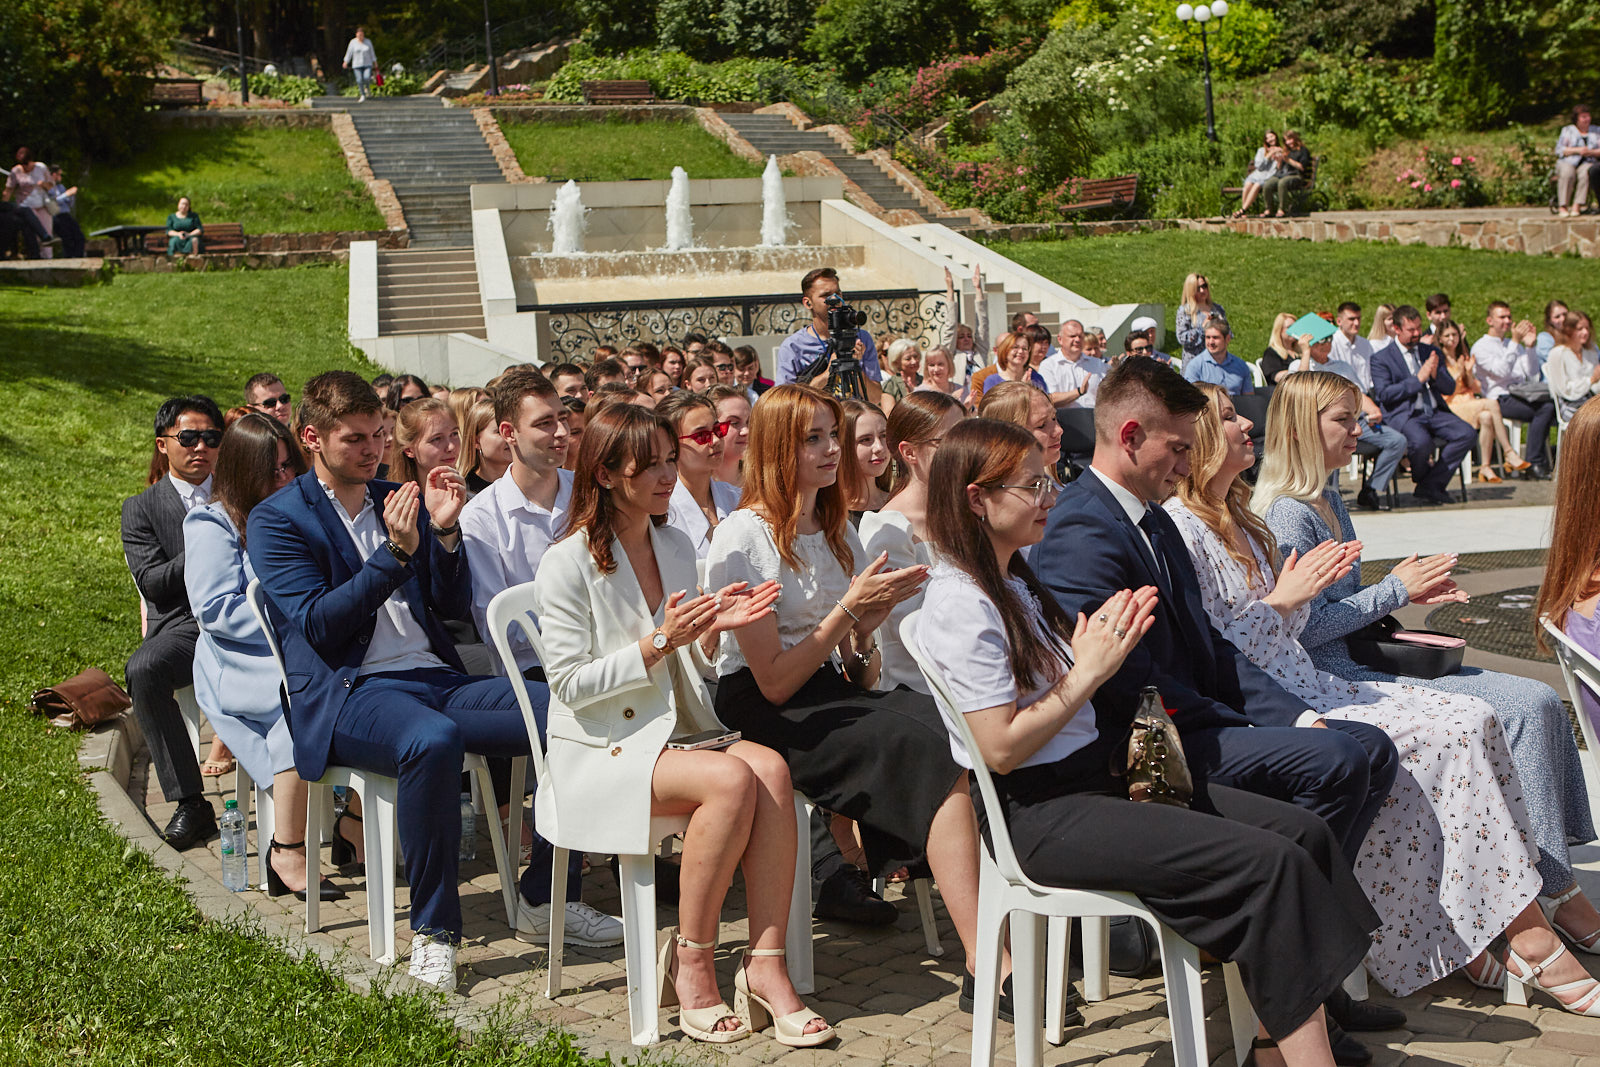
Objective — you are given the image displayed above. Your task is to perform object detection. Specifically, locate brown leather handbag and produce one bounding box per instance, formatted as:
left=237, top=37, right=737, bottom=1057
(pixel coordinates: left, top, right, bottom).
left=30, top=668, right=132, bottom=730
left=1122, top=686, right=1194, bottom=807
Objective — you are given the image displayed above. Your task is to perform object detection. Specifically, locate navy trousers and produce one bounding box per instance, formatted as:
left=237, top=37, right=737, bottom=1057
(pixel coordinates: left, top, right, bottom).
left=329, top=666, right=580, bottom=941
left=1183, top=719, right=1399, bottom=866
left=1395, top=408, right=1475, bottom=496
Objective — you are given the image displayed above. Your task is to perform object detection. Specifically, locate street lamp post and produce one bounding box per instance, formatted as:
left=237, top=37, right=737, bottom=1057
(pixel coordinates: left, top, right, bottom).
left=482, top=0, right=499, bottom=96
left=1175, top=1, right=1227, bottom=142
left=235, top=0, right=249, bottom=104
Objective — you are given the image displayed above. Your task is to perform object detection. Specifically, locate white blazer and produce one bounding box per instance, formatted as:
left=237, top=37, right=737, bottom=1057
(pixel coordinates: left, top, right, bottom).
left=531, top=523, right=724, bottom=855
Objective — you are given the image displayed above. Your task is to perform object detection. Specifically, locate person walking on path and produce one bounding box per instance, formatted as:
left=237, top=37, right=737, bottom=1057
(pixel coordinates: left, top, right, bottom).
left=343, top=27, right=377, bottom=102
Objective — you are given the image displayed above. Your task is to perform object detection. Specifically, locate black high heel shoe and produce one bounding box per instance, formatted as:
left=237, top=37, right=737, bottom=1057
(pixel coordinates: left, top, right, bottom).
left=330, top=809, right=365, bottom=874
left=266, top=839, right=347, bottom=901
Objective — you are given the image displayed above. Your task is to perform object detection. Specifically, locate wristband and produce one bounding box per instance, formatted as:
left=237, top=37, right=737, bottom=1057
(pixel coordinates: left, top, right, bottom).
left=430, top=521, right=460, bottom=537
left=835, top=599, right=861, bottom=625
left=383, top=538, right=412, bottom=565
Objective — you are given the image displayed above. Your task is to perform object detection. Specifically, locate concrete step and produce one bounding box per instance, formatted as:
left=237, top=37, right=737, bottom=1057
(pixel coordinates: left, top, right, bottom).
left=380, top=290, right=482, bottom=309
left=381, top=310, right=485, bottom=330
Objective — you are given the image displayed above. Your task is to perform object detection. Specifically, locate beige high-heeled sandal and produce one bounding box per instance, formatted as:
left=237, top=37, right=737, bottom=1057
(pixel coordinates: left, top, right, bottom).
left=733, top=948, right=836, bottom=1047
left=1543, top=884, right=1600, bottom=955
left=657, top=928, right=749, bottom=1043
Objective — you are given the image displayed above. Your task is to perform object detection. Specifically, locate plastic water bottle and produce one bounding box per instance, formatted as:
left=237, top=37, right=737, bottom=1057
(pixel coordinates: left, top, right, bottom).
left=459, top=793, right=477, bottom=862
left=220, top=799, right=248, bottom=892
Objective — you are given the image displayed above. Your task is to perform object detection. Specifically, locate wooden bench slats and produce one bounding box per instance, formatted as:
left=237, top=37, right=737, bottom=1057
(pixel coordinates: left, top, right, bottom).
left=143, top=222, right=246, bottom=255
left=1060, top=175, right=1139, bottom=218
left=149, top=79, right=205, bottom=108
left=581, top=79, right=656, bottom=104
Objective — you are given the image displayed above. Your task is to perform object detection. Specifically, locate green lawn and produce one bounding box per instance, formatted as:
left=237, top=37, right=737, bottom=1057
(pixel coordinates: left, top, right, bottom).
left=0, top=268, right=602, bottom=1064
left=990, top=230, right=1600, bottom=358
left=77, top=126, right=386, bottom=235
left=499, top=116, right=768, bottom=181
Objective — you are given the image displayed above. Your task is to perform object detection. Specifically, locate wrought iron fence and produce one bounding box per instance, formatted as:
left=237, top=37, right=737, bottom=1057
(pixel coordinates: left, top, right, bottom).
left=529, top=289, right=949, bottom=361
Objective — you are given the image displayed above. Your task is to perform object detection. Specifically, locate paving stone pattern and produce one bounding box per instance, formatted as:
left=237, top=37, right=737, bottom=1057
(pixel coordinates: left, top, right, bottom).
left=133, top=723, right=1600, bottom=1067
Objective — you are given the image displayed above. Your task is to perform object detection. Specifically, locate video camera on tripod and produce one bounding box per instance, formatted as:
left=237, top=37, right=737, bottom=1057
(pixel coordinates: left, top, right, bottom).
left=797, top=292, right=870, bottom=401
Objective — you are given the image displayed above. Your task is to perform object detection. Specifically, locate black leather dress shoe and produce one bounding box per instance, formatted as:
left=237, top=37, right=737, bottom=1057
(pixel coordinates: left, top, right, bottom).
left=1410, top=491, right=1445, bottom=507
left=1327, top=987, right=1406, bottom=1032
left=1327, top=1020, right=1374, bottom=1066
left=813, top=866, right=897, bottom=925
left=160, top=798, right=217, bottom=851
left=957, top=973, right=1070, bottom=1027
left=1355, top=487, right=1390, bottom=512
left=1526, top=464, right=1552, bottom=481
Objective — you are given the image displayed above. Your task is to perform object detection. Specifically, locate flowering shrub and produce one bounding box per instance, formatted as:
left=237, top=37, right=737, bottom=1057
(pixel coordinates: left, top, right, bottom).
left=546, top=49, right=832, bottom=105
left=895, top=140, right=1138, bottom=223
left=1395, top=147, right=1490, bottom=208
left=1069, top=35, right=1176, bottom=113
left=872, top=46, right=1028, bottom=131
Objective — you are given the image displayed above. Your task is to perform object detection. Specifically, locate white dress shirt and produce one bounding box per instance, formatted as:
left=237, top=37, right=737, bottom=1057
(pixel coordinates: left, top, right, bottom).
left=1470, top=334, right=1541, bottom=398
left=1038, top=353, right=1108, bottom=407
left=319, top=480, right=446, bottom=677
left=664, top=479, right=742, bottom=561
left=459, top=467, right=574, bottom=672
left=1330, top=331, right=1374, bottom=392
left=168, top=472, right=214, bottom=511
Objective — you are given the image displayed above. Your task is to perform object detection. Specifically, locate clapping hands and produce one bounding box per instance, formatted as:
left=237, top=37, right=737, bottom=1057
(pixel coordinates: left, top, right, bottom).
left=1069, top=588, right=1159, bottom=690
left=423, top=465, right=467, bottom=531
left=1269, top=539, right=1362, bottom=615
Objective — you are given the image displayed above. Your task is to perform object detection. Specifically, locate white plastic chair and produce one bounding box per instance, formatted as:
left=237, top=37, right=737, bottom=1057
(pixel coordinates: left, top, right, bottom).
left=247, top=580, right=521, bottom=964
left=902, top=612, right=1257, bottom=1067
left=232, top=761, right=277, bottom=890
left=1538, top=618, right=1600, bottom=824
left=486, top=583, right=814, bottom=1045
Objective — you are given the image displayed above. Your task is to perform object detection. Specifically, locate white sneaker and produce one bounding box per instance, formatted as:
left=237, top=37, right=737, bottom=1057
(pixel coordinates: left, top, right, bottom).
left=408, top=933, right=458, bottom=989
left=516, top=898, right=624, bottom=947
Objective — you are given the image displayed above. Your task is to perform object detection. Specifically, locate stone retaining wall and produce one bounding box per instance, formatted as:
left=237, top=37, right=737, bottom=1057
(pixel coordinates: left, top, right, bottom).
left=486, top=104, right=700, bottom=123
left=153, top=109, right=330, bottom=129
left=1175, top=214, right=1600, bottom=258
left=695, top=108, right=764, bottom=165
left=329, top=112, right=409, bottom=234
left=968, top=219, right=1178, bottom=242
left=473, top=108, right=533, bottom=183
left=109, top=248, right=363, bottom=272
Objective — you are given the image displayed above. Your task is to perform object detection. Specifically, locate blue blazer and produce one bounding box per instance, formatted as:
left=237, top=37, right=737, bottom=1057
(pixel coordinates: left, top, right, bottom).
left=1033, top=471, right=1308, bottom=736
left=1369, top=340, right=1456, bottom=432
left=246, top=472, right=471, bottom=781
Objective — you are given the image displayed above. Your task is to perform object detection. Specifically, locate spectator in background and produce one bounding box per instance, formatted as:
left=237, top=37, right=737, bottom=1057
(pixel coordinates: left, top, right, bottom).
left=1437, top=319, right=1533, bottom=482
left=1183, top=320, right=1255, bottom=395
left=371, top=373, right=394, bottom=402
left=1232, top=129, right=1281, bottom=218
left=659, top=391, right=741, bottom=560
left=1332, top=303, right=1375, bottom=393
left=643, top=369, right=675, bottom=403
left=4, top=147, right=60, bottom=258
left=942, top=264, right=989, bottom=385
left=458, top=399, right=511, bottom=495
left=682, top=333, right=709, bottom=360
left=1083, top=327, right=1107, bottom=361
left=620, top=346, right=650, bottom=386
left=1367, top=303, right=1396, bottom=349
left=1127, top=315, right=1174, bottom=365
left=1328, top=304, right=1404, bottom=511
left=245, top=373, right=292, bottom=425
left=43, top=164, right=84, bottom=258
left=560, top=396, right=586, bottom=470
left=384, top=373, right=429, bottom=411
left=881, top=338, right=923, bottom=407
left=1261, top=130, right=1311, bottom=217
left=732, top=346, right=770, bottom=401
left=447, top=388, right=486, bottom=445
left=1369, top=304, right=1476, bottom=506
left=584, top=358, right=626, bottom=395
left=391, top=398, right=460, bottom=489
left=547, top=363, right=588, bottom=401
left=1538, top=301, right=1570, bottom=368
left=122, top=395, right=225, bottom=851
left=1472, top=300, right=1556, bottom=479
left=1421, top=294, right=1451, bottom=345
left=1546, top=311, right=1600, bottom=423
left=702, top=341, right=737, bottom=388
left=1039, top=319, right=1106, bottom=408
left=342, top=27, right=377, bottom=101
left=839, top=398, right=892, bottom=516
left=662, top=346, right=686, bottom=386
left=1554, top=105, right=1599, bottom=217
left=166, top=196, right=202, bottom=256
left=973, top=329, right=1048, bottom=407
left=1261, top=313, right=1307, bottom=385
left=707, top=384, right=753, bottom=487
left=1175, top=273, right=1226, bottom=367
left=685, top=354, right=719, bottom=394
left=917, top=345, right=968, bottom=405
left=774, top=268, right=882, bottom=386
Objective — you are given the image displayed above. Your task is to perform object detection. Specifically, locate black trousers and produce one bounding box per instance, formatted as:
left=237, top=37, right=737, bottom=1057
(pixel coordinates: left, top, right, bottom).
left=125, top=621, right=203, bottom=802
left=1496, top=393, right=1558, bottom=467
left=984, top=769, right=1378, bottom=1039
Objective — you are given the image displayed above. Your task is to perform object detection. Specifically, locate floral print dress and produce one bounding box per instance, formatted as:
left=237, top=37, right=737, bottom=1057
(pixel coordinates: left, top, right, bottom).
left=1165, top=500, right=1541, bottom=995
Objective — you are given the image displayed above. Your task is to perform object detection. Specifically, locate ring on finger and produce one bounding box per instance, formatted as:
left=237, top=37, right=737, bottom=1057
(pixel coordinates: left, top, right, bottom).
left=1114, top=627, right=1128, bottom=638
left=1097, top=613, right=1109, bottom=623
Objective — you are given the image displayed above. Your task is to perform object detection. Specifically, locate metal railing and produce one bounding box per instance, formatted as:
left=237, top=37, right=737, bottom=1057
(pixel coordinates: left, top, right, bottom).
left=413, top=12, right=568, bottom=75
left=167, top=38, right=272, bottom=76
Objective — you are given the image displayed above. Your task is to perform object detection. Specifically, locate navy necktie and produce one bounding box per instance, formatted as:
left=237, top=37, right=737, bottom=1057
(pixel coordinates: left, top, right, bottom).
left=1137, top=508, right=1171, bottom=591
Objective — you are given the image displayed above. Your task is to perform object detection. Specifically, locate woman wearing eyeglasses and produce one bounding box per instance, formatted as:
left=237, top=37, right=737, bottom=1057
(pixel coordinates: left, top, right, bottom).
left=659, top=392, right=741, bottom=560
left=183, top=413, right=357, bottom=900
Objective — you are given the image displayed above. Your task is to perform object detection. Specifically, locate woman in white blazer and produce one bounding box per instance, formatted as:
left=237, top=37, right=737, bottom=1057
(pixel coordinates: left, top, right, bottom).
left=532, top=403, right=834, bottom=1048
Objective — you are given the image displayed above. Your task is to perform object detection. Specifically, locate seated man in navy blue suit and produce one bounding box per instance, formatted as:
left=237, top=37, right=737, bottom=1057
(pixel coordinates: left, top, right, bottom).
left=247, top=371, right=620, bottom=989
left=1368, top=304, right=1476, bottom=507
left=1035, top=359, right=1402, bottom=1053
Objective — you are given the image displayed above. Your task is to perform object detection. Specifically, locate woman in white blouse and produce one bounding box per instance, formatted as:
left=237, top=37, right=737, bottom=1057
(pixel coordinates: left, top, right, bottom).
left=705, top=384, right=998, bottom=1018
left=915, top=417, right=1381, bottom=1065
left=1546, top=311, right=1600, bottom=423
left=533, top=403, right=832, bottom=1046
left=657, top=391, right=741, bottom=560
left=706, top=384, right=752, bottom=488
left=859, top=391, right=967, bottom=692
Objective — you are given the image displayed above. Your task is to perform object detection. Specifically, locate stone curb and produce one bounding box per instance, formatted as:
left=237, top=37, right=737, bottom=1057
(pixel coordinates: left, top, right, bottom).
left=1173, top=214, right=1600, bottom=259
left=474, top=109, right=535, bottom=184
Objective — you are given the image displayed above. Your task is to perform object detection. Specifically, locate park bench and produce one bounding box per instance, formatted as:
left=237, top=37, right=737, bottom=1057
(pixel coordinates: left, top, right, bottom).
left=1059, top=175, right=1139, bottom=218
left=149, top=79, right=205, bottom=108
left=581, top=80, right=656, bottom=105
left=1221, top=155, right=1325, bottom=215
left=142, top=222, right=246, bottom=255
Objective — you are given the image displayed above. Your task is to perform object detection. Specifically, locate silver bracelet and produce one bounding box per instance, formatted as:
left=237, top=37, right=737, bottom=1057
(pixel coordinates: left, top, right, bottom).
left=835, top=599, right=861, bottom=625
left=850, top=643, right=878, bottom=672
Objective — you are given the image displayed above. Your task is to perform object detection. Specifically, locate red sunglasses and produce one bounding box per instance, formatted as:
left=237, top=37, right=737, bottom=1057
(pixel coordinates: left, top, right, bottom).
left=679, top=420, right=733, bottom=446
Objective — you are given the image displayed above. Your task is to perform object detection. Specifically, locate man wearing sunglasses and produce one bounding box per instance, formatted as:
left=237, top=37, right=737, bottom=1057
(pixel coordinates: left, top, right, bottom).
left=121, top=395, right=227, bottom=851
left=246, top=372, right=292, bottom=425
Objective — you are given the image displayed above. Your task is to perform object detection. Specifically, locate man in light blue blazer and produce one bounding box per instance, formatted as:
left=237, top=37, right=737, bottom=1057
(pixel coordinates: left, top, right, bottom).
left=247, top=371, right=618, bottom=988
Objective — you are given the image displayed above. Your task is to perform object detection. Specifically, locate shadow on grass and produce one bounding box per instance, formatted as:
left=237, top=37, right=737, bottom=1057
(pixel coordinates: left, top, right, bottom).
left=0, top=316, right=222, bottom=401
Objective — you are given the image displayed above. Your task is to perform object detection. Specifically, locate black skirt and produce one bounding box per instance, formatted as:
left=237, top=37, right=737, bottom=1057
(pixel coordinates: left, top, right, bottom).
left=716, top=665, right=964, bottom=878
left=986, top=762, right=1379, bottom=1038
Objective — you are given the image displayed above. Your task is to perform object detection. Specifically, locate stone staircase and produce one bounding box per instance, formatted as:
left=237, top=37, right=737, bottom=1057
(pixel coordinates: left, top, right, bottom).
left=718, top=113, right=974, bottom=229
left=378, top=247, right=485, bottom=337
left=311, top=95, right=502, bottom=248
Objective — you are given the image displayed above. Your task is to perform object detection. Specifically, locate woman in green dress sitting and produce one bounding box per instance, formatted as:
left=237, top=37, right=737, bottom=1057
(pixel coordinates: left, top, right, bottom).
left=166, top=196, right=203, bottom=255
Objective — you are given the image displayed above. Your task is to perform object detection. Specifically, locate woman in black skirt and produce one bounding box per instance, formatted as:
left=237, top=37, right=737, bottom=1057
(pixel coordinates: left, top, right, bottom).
left=914, top=418, right=1378, bottom=1063
left=705, top=384, right=991, bottom=998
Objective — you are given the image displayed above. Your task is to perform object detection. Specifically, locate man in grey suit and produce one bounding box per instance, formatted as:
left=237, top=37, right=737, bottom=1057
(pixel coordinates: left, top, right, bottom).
left=122, top=395, right=224, bottom=850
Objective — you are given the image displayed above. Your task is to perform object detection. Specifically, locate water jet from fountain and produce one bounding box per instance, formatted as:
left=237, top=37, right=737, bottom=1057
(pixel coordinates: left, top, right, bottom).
left=665, top=167, right=694, bottom=251
left=760, top=155, right=791, bottom=247
left=548, top=180, right=588, bottom=254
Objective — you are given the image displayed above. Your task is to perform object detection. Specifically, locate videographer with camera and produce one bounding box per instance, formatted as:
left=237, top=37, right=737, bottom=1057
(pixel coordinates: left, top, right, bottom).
left=775, top=268, right=883, bottom=403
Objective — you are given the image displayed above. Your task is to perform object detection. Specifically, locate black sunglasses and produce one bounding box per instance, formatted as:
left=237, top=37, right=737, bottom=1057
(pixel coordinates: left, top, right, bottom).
left=161, top=428, right=222, bottom=448
left=396, top=394, right=424, bottom=406
left=257, top=392, right=292, bottom=409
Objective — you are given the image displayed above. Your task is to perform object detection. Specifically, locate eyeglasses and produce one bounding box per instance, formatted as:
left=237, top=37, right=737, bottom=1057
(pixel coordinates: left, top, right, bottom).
left=396, top=394, right=424, bottom=407
left=991, top=476, right=1060, bottom=508
left=272, top=461, right=296, bottom=476
left=160, top=428, right=223, bottom=448
left=679, top=420, right=733, bottom=446
left=256, top=393, right=292, bottom=409
left=713, top=363, right=734, bottom=373
left=1129, top=344, right=1152, bottom=354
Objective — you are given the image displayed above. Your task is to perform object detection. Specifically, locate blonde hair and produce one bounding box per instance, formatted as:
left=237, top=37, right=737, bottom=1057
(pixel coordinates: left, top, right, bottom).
left=1180, top=273, right=1213, bottom=316
left=1249, top=372, right=1361, bottom=516
left=1175, top=383, right=1278, bottom=585
left=456, top=399, right=496, bottom=478
left=977, top=380, right=1041, bottom=426
left=1266, top=312, right=1300, bottom=359
left=1367, top=303, right=1396, bottom=344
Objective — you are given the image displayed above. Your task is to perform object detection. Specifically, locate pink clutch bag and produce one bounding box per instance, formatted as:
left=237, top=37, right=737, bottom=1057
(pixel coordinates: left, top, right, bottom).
left=1386, top=631, right=1467, bottom=649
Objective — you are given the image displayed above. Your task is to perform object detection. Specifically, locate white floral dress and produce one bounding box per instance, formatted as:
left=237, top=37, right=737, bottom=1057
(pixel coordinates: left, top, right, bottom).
left=1165, top=500, right=1541, bottom=994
